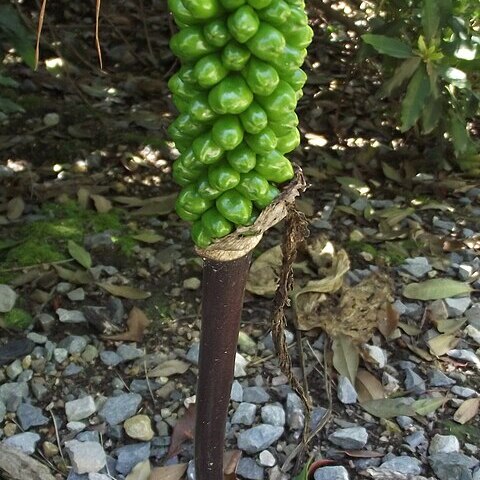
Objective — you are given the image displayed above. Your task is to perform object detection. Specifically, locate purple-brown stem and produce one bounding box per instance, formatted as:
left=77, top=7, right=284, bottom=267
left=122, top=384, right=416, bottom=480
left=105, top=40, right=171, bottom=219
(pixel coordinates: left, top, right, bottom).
left=195, top=254, right=252, bottom=480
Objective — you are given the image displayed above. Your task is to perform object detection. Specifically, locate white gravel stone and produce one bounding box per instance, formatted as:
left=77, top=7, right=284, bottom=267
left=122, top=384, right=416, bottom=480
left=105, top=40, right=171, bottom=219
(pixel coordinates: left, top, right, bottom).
left=66, top=396, right=97, bottom=422
left=362, top=345, right=387, bottom=368
left=429, top=434, right=460, bottom=454
left=3, top=432, right=40, bottom=455
left=234, top=353, right=248, bottom=377
left=67, top=288, right=85, bottom=301
left=65, top=440, right=106, bottom=474
left=0, top=285, right=17, bottom=312
left=402, top=257, right=432, bottom=278
left=258, top=450, right=276, bottom=467
left=380, top=456, right=422, bottom=475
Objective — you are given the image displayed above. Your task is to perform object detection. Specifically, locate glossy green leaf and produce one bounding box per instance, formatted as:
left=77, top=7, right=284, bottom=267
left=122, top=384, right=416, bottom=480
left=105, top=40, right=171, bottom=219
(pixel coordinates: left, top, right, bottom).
left=422, top=0, right=440, bottom=41
left=380, top=56, right=421, bottom=98
left=421, top=96, right=442, bottom=134
left=362, top=34, right=413, bottom=58
left=400, top=65, right=431, bottom=131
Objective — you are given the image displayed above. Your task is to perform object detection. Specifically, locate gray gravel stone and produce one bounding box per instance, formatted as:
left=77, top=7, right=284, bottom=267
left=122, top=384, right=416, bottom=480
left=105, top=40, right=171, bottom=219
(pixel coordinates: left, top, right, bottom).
left=448, top=349, right=480, bottom=367
left=59, top=336, right=88, bottom=354
left=26, top=332, right=47, bottom=344
left=234, top=353, right=248, bottom=377
left=68, top=288, right=85, bottom=301
left=404, top=430, right=427, bottom=449
left=6, top=359, right=23, bottom=380
left=0, top=285, right=17, bottom=312
left=115, top=442, right=151, bottom=475
left=261, top=404, right=285, bottom=426
left=100, top=350, right=123, bottom=367
left=429, top=453, right=479, bottom=480
left=54, top=348, right=68, bottom=363
left=3, top=432, right=40, bottom=454
left=65, top=440, right=106, bottom=474
left=261, top=330, right=294, bottom=351
left=231, top=402, right=257, bottom=425
left=186, top=343, right=200, bottom=365
left=404, top=368, right=426, bottom=393
left=451, top=386, right=477, bottom=398
left=429, top=434, right=461, bottom=454
left=231, top=380, right=243, bottom=402
left=77, top=431, right=100, bottom=443
left=0, top=400, right=6, bottom=422
left=16, top=403, right=49, bottom=430
left=466, top=304, right=480, bottom=329
left=57, top=309, right=87, bottom=323
left=337, top=376, right=358, bottom=404
left=99, top=393, right=141, bottom=425
left=237, top=425, right=284, bottom=454
left=117, top=344, right=144, bottom=361
left=328, top=427, right=368, bottom=449
left=428, top=369, right=456, bottom=387
left=380, top=456, right=422, bottom=475
left=314, top=466, right=349, bottom=480
left=402, top=257, right=432, bottom=278
left=286, top=393, right=305, bottom=430
left=236, top=458, right=264, bottom=480
left=446, top=298, right=472, bottom=317
left=63, top=364, right=83, bottom=377
left=0, top=382, right=29, bottom=407
left=66, top=396, right=97, bottom=421
left=243, top=387, right=270, bottom=404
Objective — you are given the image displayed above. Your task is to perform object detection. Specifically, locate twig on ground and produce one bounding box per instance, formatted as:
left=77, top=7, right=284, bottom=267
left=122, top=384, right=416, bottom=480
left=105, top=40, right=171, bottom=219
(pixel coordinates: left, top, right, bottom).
left=0, top=259, right=74, bottom=273
left=144, top=358, right=157, bottom=407
left=46, top=405, right=65, bottom=462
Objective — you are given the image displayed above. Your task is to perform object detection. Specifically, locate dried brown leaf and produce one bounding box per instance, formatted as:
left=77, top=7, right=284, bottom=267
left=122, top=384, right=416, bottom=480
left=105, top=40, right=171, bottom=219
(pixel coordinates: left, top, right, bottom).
left=77, top=188, right=90, bottom=209
left=149, top=463, right=187, bottom=480
left=103, top=307, right=150, bottom=342
left=246, top=245, right=282, bottom=297
left=131, top=193, right=177, bottom=216
left=90, top=194, right=112, bottom=213
left=356, top=368, right=385, bottom=402
left=378, top=303, right=400, bottom=339
left=98, top=283, right=151, bottom=299
left=148, top=359, right=190, bottom=378
left=453, top=398, right=480, bottom=424
left=168, top=404, right=196, bottom=458
left=223, top=450, right=242, bottom=479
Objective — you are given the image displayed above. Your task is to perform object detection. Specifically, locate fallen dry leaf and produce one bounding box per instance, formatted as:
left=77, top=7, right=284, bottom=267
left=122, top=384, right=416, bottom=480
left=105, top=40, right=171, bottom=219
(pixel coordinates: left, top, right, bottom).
left=168, top=404, right=196, bottom=458
left=246, top=245, right=282, bottom=297
left=332, top=334, right=359, bottom=385
left=147, top=360, right=190, bottom=378
left=98, top=283, right=151, bottom=300
left=356, top=369, right=385, bottom=402
left=427, top=333, right=460, bottom=357
left=131, top=193, right=177, bottom=216
left=90, top=194, right=112, bottom=213
left=403, top=278, right=472, bottom=300
left=149, top=463, right=187, bottom=480
left=342, top=450, right=385, bottom=458
left=103, top=307, right=151, bottom=342
left=378, top=303, right=400, bottom=339
left=7, top=197, right=25, bottom=220
left=223, top=450, right=242, bottom=480
left=77, top=187, right=90, bottom=209
left=453, top=397, right=480, bottom=424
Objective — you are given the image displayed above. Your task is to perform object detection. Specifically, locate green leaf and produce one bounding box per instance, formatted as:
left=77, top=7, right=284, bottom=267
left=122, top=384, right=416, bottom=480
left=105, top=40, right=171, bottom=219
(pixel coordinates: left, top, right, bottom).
left=67, top=240, right=92, bottom=269
left=421, top=96, right=442, bottom=134
left=400, top=65, right=431, bottom=131
left=380, top=57, right=421, bottom=98
left=362, top=34, right=413, bottom=58
left=293, top=459, right=313, bottom=480
left=422, top=0, right=440, bottom=42
left=413, top=396, right=446, bottom=416
left=448, top=115, right=475, bottom=156
left=0, top=97, right=24, bottom=114
left=361, top=398, right=416, bottom=419
left=0, top=74, right=19, bottom=88
left=403, top=278, right=472, bottom=300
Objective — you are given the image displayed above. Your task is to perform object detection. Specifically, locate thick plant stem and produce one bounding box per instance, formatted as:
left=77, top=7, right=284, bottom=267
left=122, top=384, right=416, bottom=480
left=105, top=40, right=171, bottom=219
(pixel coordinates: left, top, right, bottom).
left=195, top=254, right=252, bottom=480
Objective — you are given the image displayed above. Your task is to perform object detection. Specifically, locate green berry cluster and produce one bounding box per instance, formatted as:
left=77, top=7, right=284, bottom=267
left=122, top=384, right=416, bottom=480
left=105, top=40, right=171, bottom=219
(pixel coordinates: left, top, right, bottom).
left=168, top=0, right=313, bottom=247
